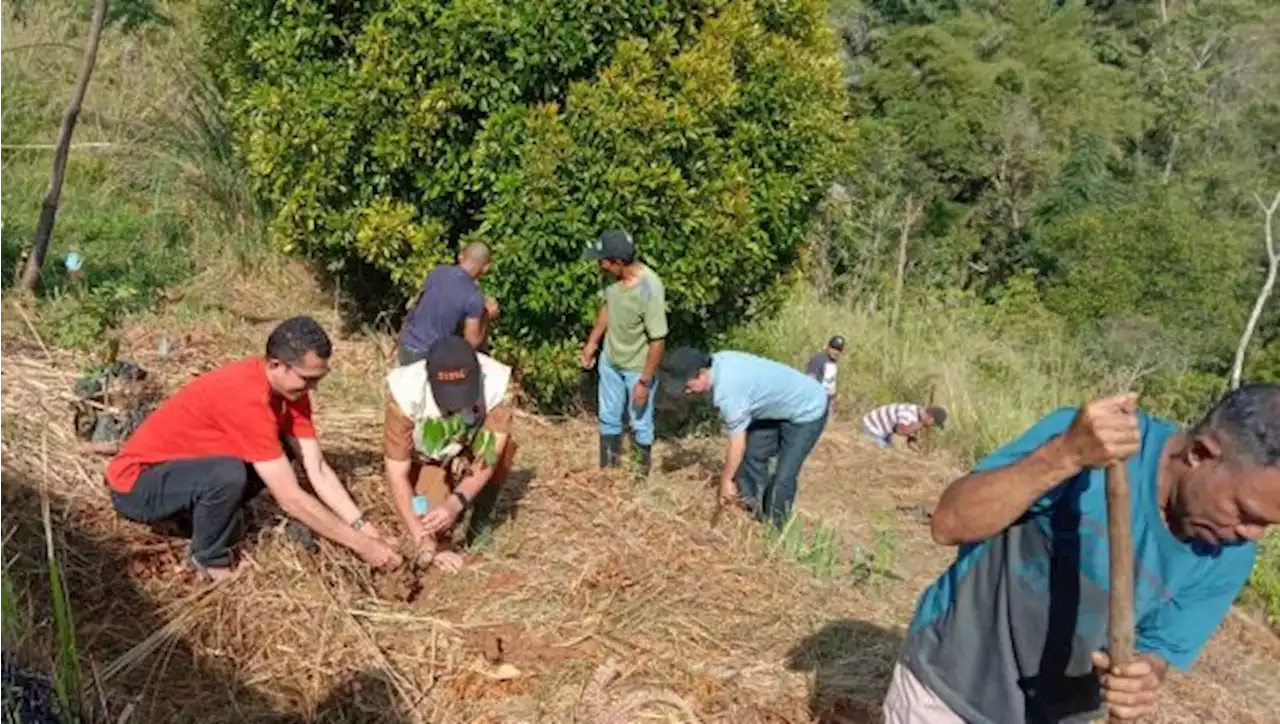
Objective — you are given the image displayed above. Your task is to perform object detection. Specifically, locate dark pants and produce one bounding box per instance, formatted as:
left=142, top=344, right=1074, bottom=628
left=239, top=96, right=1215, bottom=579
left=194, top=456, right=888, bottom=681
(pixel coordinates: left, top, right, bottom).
left=112, top=457, right=265, bottom=568
left=735, top=413, right=828, bottom=527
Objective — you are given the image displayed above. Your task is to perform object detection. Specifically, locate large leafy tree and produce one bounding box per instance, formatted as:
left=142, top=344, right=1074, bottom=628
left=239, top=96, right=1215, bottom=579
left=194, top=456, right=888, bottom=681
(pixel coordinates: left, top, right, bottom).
left=209, top=0, right=848, bottom=404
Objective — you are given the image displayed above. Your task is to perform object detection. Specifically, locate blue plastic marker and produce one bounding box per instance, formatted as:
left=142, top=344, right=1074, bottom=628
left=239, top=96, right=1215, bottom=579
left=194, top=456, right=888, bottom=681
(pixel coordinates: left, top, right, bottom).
left=65, top=251, right=83, bottom=272
left=412, top=495, right=430, bottom=517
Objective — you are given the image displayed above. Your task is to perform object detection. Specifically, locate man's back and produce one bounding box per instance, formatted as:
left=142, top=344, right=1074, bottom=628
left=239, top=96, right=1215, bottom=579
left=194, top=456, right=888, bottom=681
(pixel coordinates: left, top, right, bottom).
left=400, top=264, right=484, bottom=353
left=106, top=358, right=313, bottom=493
left=711, top=351, right=828, bottom=427
left=862, top=403, right=919, bottom=439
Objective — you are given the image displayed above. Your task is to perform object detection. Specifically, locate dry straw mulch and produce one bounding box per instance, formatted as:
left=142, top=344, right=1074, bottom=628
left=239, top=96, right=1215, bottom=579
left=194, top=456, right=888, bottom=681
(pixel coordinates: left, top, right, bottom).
left=3, top=331, right=1279, bottom=724
left=1, top=344, right=896, bottom=723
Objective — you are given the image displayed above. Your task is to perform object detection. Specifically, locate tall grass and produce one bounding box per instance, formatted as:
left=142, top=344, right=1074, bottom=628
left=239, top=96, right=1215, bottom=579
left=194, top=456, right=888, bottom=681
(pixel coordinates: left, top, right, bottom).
left=1, top=0, right=271, bottom=348
left=2, top=486, right=85, bottom=724
left=41, top=487, right=81, bottom=723
left=739, top=285, right=1279, bottom=626
left=731, top=286, right=1103, bottom=463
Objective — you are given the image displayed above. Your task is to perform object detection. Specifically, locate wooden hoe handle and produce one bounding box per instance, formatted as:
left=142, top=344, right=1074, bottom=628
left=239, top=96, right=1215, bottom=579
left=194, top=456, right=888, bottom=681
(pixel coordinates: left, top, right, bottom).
left=1106, top=460, right=1136, bottom=723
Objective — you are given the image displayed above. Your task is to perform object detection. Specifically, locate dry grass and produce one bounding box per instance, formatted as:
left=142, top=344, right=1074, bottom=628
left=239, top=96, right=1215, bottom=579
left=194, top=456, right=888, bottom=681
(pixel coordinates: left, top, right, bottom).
left=2, top=285, right=1279, bottom=724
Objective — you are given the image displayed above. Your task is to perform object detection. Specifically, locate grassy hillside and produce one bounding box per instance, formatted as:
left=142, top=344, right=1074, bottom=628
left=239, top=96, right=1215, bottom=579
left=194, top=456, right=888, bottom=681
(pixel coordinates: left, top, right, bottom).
left=1, top=2, right=1277, bottom=720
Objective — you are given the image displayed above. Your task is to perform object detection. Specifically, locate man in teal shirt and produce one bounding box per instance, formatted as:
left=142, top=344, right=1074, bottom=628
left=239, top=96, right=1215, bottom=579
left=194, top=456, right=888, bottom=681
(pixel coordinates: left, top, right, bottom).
left=580, top=229, right=668, bottom=479
left=661, top=347, right=829, bottom=526
left=888, top=384, right=1280, bottom=723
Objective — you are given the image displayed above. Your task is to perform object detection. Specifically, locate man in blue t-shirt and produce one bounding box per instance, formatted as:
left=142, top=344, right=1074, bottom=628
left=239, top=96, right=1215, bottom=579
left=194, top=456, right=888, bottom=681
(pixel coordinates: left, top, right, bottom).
left=396, top=243, right=499, bottom=366
left=887, top=384, right=1280, bottom=723
left=661, top=347, right=829, bottom=527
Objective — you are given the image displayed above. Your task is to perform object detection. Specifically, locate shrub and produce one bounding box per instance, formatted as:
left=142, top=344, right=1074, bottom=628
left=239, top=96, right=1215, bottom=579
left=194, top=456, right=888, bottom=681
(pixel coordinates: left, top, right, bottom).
left=210, top=0, right=849, bottom=406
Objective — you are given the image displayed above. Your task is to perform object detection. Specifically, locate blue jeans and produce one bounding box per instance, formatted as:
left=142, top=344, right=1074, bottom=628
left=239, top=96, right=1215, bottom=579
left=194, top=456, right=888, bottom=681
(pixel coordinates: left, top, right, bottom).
left=736, top=413, right=828, bottom=527
left=597, top=352, right=657, bottom=446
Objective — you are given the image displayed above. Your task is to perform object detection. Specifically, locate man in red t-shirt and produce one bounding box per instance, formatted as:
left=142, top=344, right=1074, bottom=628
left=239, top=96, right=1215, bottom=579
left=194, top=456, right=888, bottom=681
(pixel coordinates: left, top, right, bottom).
left=107, top=316, right=401, bottom=581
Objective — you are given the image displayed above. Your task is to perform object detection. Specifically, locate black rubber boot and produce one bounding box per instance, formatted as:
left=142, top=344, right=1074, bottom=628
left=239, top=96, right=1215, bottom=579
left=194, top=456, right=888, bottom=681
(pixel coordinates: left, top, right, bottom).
left=600, top=434, right=623, bottom=468
left=632, top=444, right=652, bottom=483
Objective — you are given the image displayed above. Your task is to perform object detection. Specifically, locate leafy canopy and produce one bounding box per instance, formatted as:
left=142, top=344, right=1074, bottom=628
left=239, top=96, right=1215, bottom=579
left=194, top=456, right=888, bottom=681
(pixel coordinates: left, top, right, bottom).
left=209, top=0, right=849, bottom=406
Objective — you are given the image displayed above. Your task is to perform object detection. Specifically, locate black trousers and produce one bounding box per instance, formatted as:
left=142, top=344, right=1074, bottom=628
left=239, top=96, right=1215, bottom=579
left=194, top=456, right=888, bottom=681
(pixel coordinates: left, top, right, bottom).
left=112, top=457, right=266, bottom=567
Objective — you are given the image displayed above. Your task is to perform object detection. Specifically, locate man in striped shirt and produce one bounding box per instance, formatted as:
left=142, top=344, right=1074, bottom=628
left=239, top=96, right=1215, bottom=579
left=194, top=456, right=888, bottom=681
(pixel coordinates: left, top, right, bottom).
left=862, top=403, right=947, bottom=453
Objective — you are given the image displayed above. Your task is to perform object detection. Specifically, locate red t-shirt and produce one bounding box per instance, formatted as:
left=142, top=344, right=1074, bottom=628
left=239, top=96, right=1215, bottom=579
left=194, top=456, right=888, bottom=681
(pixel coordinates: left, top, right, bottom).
left=106, top=357, right=316, bottom=493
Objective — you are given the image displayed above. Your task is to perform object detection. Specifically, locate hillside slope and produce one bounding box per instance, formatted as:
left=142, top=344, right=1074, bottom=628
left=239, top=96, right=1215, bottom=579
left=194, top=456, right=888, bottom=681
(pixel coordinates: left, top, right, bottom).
left=2, top=273, right=1279, bottom=724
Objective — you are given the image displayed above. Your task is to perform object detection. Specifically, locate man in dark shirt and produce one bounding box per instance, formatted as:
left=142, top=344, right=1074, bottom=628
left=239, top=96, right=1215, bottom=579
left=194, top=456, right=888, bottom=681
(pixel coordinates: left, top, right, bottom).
left=805, top=335, right=844, bottom=413
left=396, top=243, right=499, bottom=366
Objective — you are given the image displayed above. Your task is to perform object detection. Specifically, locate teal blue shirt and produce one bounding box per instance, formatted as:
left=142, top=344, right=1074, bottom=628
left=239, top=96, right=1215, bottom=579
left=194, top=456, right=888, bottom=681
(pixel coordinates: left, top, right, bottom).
left=904, top=409, right=1257, bottom=724
left=710, top=351, right=828, bottom=434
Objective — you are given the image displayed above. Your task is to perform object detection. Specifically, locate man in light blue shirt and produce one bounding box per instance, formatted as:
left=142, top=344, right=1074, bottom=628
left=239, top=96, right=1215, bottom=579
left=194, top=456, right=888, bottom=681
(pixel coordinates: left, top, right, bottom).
left=887, top=383, right=1280, bottom=723
left=660, top=347, right=829, bottom=526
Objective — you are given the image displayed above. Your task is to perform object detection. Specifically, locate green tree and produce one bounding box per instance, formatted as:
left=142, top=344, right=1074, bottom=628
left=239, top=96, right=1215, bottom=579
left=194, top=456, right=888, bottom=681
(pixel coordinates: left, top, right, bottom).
left=211, top=0, right=848, bottom=405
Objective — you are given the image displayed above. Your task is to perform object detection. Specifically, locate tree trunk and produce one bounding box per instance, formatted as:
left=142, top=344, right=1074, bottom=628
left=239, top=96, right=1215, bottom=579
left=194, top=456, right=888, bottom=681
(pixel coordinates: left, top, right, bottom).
left=20, top=0, right=110, bottom=294
left=890, top=195, right=921, bottom=330
left=1230, top=191, right=1280, bottom=391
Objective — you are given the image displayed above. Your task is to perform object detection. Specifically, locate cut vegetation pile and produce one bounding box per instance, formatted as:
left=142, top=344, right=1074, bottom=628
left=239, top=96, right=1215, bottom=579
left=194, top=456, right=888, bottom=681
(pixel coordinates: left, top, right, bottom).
left=2, top=301, right=1280, bottom=724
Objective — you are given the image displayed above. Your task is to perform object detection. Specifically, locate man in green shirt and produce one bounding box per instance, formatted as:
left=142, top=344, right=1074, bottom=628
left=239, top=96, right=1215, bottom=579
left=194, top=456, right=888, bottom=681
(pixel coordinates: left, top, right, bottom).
left=580, top=229, right=668, bottom=479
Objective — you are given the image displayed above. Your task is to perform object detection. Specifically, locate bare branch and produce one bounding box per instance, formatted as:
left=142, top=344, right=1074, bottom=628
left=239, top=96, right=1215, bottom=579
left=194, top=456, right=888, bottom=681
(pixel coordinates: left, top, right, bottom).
left=20, top=0, right=110, bottom=294
left=1230, top=191, right=1280, bottom=390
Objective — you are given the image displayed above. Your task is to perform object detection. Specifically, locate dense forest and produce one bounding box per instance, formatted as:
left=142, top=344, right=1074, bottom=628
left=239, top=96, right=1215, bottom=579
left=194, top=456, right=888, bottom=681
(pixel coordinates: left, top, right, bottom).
left=814, top=0, right=1279, bottom=417
left=199, top=0, right=1280, bottom=412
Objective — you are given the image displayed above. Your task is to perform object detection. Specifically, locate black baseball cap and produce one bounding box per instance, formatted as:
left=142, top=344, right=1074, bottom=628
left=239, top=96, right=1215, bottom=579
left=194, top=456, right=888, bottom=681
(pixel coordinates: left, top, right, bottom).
left=658, top=347, right=713, bottom=391
left=426, top=336, right=483, bottom=419
left=926, top=405, right=949, bottom=429
left=828, top=335, right=846, bottom=351
left=582, top=229, right=636, bottom=262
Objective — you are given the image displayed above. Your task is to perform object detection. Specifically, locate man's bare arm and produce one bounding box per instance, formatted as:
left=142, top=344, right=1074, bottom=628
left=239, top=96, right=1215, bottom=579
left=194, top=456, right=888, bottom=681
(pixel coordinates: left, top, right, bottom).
left=931, top=394, right=1139, bottom=546
left=930, top=436, right=1082, bottom=545
left=641, top=338, right=665, bottom=382
left=384, top=457, right=425, bottom=540
left=433, top=432, right=509, bottom=519
left=254, top=457, right=378, bottom=555
left=288, top=437, right=362, bottom=524
left=463, top=317, right=484, bottom=349
left=721, top=431, right=747, bottom=487
left=587, top=306, right=609, bottom=347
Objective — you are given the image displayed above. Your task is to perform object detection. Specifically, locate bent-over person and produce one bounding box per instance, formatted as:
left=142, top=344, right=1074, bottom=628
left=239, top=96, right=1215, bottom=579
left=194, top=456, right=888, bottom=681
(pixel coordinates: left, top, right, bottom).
left=383, top=336, right=517, bottom=571
left=887, top=385, right=1280, bottom=723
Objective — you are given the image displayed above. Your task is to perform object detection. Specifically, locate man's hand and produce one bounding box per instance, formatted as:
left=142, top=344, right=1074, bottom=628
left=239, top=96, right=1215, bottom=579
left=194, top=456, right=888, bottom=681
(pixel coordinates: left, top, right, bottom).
left=718, top=476, right=739, bottom=506
left=430, top=550, right=465, bottom=573
left=484, top=297, right=500, bottom=319
left=579, top=341, right=599, bottom=369
left=907, top=438, right=923, bottom=454
left=1092, top=651, right=1162, bottom=720
left=358, top=519, right=386, bottom=541
left=410, top=529, right=464, bottom=573
left=420, top=497, right=463, bottom=536
left=359, top=538, right=403, bottom=570
left=632, top=380, right=650, bottom=410
left=1065, top=393, right=1140, bottom=469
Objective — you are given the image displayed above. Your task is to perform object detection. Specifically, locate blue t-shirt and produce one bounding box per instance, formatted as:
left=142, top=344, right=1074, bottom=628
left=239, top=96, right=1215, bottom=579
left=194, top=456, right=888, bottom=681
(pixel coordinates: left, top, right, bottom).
left=710, top=351, right=828, bottom=434
left=399, top=265, right=485, bottom=353
left=904, top=409, right=1257, bottom=724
